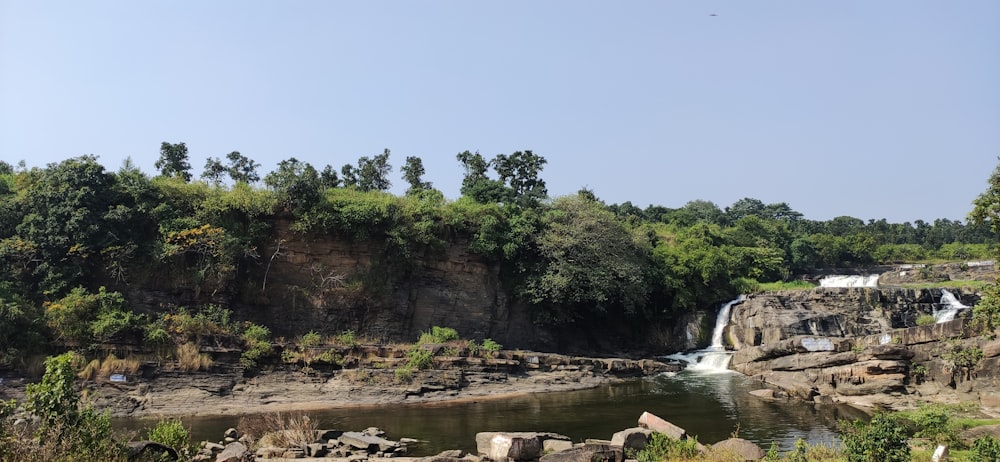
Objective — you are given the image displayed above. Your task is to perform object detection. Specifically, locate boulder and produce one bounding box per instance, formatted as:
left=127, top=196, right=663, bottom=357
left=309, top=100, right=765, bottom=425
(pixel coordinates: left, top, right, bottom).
left=339, top=430, right=399, bottom=452
left=711, top=438, right=765, bottom=461
left=476, top=432, right=570, bottom=461
left=255, top=446, right=285, bottom=459
left=610, top=427, right=651, bottom=451
left=126, top=440, right=178, bottom=461
left=637, top=412, right=687, bottom=440
left=539, top=443, right=623, bottom=462
left=215, top=442, right=249, bottom=462
left=543, top=439, right=574, bottom=454
left=417, top=449, right=467, bottom=462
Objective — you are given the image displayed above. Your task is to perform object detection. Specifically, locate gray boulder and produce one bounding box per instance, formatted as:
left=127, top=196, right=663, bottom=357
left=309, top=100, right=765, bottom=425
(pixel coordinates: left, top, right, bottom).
left=539, top=443, right=623, bottom=462
left=476, top=432, right=571, bottom=461
left=215, top=442, right=249, bottom=462
left=711, top=438, right=764, bottom=461
left=610, top=427, right=651, bottom=451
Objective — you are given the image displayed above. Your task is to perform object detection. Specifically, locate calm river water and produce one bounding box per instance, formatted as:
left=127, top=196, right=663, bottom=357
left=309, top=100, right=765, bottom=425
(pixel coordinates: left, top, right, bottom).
left=117, top=370, right=867, bottom=455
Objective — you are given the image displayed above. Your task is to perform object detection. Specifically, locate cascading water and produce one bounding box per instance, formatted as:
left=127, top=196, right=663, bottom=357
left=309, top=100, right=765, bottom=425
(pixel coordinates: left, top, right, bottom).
left=667, top=296, right=744, bottom=373
left=934, top=289, right=969, bottom=323
left=819, top=275, right=879, bottom=288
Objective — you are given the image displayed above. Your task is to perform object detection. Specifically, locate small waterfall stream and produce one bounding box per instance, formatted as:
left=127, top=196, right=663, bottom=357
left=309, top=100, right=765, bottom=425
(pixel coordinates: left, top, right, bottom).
left=934, top=289, right=969, bottom=323
left=667, top=296, right=744, bottom=373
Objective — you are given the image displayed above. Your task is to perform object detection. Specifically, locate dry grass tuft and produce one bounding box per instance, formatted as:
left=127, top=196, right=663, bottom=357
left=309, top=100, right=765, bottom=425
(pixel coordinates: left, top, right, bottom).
left=175, top=342, right=214, bottom=372
left=237, top=411, right=318, bottom=449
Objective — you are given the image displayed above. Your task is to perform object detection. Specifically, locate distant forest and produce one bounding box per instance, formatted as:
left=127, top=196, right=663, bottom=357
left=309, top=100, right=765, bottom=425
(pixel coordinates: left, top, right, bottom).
left=1, top=144, right=997, bottom=366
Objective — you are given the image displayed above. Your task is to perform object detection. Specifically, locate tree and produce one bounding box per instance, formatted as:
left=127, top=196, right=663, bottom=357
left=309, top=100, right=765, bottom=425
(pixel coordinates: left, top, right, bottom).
left=201, top=157, right=227, bottom=184
left=340, top=164, right=358, bottom=188
left=725, top=197, right=766, bottom=222
left=356, top=149, right=392, bottom=192
left=456, top=149, right=548, bottom=206
left=522, top=195, right=656, bottom=324
left=494, top=150, right=547, bottom=206
left=264, top=158, right=321, bottom=211
left=401, top=155, right=432, bottom=195
left=13, top=156, right=123, bottom=294
left=970, top=158, right=1000, bottom=237
left=154, top=142, right=192, bottom=181
left=320, top=165, right=341, bottom=188
left=225, top=151, right=260, bottom=184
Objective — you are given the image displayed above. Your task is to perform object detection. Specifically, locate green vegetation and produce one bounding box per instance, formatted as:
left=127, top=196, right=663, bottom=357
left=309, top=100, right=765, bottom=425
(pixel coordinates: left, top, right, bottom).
left=630, top=432, right=701, bottom=462
left=146, top=418, right=193, bottom=458
left=0, top=149, right=997, bottom=377
left=839, top=413, right=910, bottom=462
left=2, top=352, right=128, bottom=461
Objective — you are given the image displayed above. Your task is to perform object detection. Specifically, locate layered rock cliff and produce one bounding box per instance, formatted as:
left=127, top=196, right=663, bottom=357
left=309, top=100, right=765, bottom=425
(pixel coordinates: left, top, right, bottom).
left=725, top=284, right=1000, bottom=414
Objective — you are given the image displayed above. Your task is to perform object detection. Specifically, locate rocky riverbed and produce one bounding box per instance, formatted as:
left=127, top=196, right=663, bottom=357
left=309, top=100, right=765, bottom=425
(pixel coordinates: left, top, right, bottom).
left=0, top=349, right=677, bottom=418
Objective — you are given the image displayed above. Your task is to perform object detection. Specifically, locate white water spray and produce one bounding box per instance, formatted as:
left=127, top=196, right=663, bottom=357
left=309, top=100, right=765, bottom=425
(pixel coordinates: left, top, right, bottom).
left=666, top=297, right=744, bottom=373
left=934, top=289, right=969, bottom=323
left=819, top=275, right=879, bottom=288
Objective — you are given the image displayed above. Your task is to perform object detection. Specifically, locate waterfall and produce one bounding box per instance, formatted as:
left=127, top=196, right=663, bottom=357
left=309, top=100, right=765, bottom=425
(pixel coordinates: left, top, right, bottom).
left=666, top=296, right=744, bottom=373
left=709, top=296, right=744, bottom=350
left=819, top=275, right=879, bottom=288
left=934, top=289, right=969, bottom=323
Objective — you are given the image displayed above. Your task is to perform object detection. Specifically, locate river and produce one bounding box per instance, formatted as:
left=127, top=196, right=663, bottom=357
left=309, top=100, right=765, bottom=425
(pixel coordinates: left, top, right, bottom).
left=116, top=370, right=866, bottom=455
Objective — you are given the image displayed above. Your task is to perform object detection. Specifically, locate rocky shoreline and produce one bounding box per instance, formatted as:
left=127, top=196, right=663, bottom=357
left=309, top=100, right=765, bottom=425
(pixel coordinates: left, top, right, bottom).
left=0, top=350, right=676, bottom=418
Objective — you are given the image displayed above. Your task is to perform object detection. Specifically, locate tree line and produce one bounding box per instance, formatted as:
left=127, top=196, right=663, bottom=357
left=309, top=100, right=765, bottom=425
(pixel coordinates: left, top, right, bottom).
left=0, top=144, right=996, bottom=369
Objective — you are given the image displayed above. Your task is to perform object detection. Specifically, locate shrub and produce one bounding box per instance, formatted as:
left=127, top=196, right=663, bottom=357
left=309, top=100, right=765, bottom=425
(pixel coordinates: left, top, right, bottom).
left=915, top=314, right=938, bottom=326
left=334, top=330, right=357, bottom=347
left=147, top=418, right=193, bottom=456
left=405, top=347, right=434, bottom=370
left=417, top=326, right=459, bottom=345
left=631, top=432, right=701, bottom=462
left=972, top=435, right=1000, bottom=462
left=897, top=403, right=961, bottom=447
left=481, top=338, right=502, bottom=354
left=840, top=413, right=909, bottom=462
left=20, top=352, right=127, bottom=461
left=299, top=331, right=322, bottom=349
left=240, top=322, right=272, bottom=369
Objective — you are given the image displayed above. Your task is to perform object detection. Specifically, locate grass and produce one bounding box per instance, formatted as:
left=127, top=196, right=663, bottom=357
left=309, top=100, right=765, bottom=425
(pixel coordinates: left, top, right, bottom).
left=756, top=280, right=816, bottom=291
left=237, top=411, right=318, bottom=449
left=896, top=280, right=991, bottom=290
left=175, top=342, right=214, bottom=372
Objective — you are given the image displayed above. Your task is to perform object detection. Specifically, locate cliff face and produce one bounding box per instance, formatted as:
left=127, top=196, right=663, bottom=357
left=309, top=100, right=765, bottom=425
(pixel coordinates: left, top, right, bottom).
left=236, top=218, right=541, bottom=348
left=726, top=287, right=976, bottom=350
left=115, top=218, right=688, bottom=353
left=726, top=285, right=1000, bottom=413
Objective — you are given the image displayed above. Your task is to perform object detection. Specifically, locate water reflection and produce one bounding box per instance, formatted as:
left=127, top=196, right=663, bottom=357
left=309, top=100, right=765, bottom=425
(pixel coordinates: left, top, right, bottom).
left=116, top=373, right=867, bottom=456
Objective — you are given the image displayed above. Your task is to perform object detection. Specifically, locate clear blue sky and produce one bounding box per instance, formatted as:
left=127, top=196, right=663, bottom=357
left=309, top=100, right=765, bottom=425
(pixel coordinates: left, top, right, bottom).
left=2, top=1, right=998, bottom=223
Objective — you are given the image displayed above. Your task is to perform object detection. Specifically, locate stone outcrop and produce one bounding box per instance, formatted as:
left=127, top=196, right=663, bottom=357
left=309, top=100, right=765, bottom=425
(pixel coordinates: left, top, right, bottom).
left=726, top=285, right=1000, bottom=414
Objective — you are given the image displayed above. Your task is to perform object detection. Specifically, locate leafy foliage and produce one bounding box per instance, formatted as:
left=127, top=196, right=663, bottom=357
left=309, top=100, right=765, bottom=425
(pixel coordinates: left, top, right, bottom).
left=840, top=413, right=910, bottom=462
left=630, top=432, right=701, bottom=462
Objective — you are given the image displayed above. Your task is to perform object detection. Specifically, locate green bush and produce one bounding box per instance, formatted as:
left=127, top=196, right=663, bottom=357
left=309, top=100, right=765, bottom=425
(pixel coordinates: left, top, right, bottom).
left=840, top=413, right=910, bottom=462
left=405, top=347, right=434, bottom=370
left=898, top=403, right=960, bottom=447
left=630, top=431, right=700, bottom=462
left=334, top=330, right=357, bottom=347
left=240, top=322, right=272, bottom=369
left=147, top=418, right=193, bottom=456
left=418, top=326, right=459, bottom=344
left=19, top=352, right=126, bottom=461
left=915, top=314, right=938, bottom=326
left=971, top=435, right=1000, bottom=462
left=481, top=338, right=502, bottom=355
left=299, top=331, right=322, bottom=349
